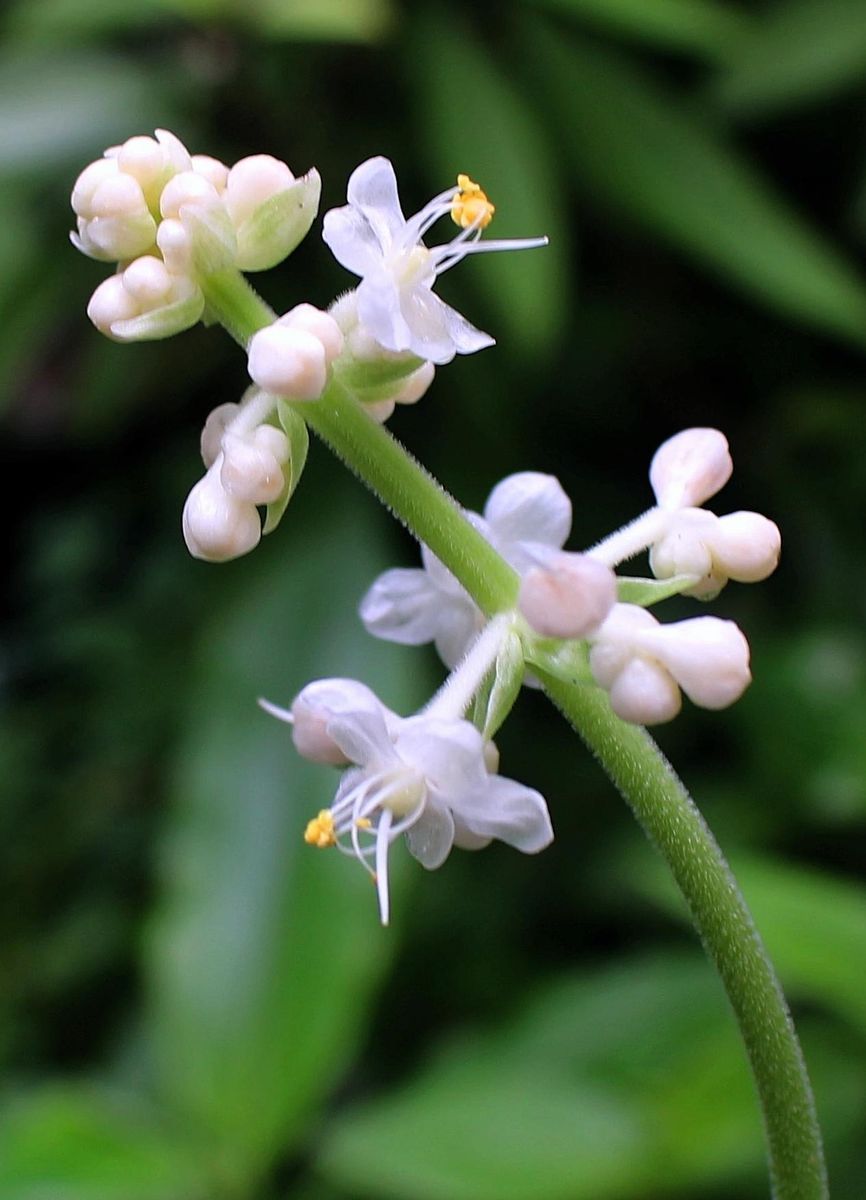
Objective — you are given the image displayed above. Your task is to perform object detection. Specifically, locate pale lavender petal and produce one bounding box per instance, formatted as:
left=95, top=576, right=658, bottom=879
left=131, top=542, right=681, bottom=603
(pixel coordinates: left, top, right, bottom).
left=322, top=205, right=383, bottom=276
left=395, top=717, right=488, bottom=796
left=359, top=568, right=444, bottom=645
left=433, top=603, right=483, bottom=669
left=484, top=472, right=572, bottom=550
left=451, top=775, right=553, bottom=853
left=357, top=269, right=414, bottom=352
left=327, top=706, right=395, bottom=769
left=405, top=799, right=456, bottom=869
left=345, top=156, right=406, bottom=253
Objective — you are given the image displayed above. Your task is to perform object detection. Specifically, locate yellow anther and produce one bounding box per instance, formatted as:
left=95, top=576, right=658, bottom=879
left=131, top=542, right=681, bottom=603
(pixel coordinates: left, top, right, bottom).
left=304, top=809, right=336, bottom=849
left=355, top=817, right=372, bottom=829
left=451, top=174, right=495, bottom=230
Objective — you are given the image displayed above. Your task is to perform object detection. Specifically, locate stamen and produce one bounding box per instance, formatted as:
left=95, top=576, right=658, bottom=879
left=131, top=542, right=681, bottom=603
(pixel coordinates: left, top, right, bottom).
left=304, top=809, right=336, bottom=848
left=451, top=174, right=495, bottom=230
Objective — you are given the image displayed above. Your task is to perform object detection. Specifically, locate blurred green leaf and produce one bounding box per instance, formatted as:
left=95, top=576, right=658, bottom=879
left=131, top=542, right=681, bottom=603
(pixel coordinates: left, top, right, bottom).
left=156, top=0, right=393, bottom=40
left=2, top=0, right=170, bottom=43
left=524, top=0, right=750, bottom=61
left=411, top=12, right=569, bottom=359
left=0, top=1085, right=202, bottom=1200
left=318, top=1061, right=645, bottom=1200
left=145, top=497, right=428, bottom=1187
left=712, top=0, right=866, bottom=118
left=0, top=52, right=172, bottom=178
left=318, top=949, right=865, bottom=1198
left=526, top=20, right=866, bottom=348
left=629, top=854, right=866, bottom=1037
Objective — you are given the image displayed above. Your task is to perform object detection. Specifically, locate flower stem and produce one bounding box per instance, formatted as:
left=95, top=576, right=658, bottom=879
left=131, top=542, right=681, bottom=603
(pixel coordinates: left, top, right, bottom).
left=202, top=266, right=827, bottom=1198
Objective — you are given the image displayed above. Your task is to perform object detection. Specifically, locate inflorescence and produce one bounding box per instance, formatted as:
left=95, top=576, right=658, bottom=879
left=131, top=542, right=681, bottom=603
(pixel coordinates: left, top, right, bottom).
left=71, top=132, right=781, bottom=922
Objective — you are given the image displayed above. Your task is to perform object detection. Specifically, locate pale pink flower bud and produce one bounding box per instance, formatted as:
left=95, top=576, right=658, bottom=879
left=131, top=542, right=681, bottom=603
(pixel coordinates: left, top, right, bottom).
left=121, top=255, right=174, bottom=306
left=87, top=274, right=139, bottom=335
left=277, top=304, right=344, bottom=364
left=220, top=425, right=290, bottom=504
left=160, top=171, right=221, bottom=220
left=714, top=511, right=781, bottom=583
left=641, top=617, right=752, bottom=710
left=225, top=155, right=295, bottom=227
left=156, top=218, right=193, bottom=274
left=71, top=158, right=118, bottom=217
left=607, top=657, right=682, bottom=725
left=650, top=428, right=733, bottom=510
left=200, top=403, right=241, bottom=468
left=519, top=553, right=617, bottom=639
left=192, top=154, right=230, bottom=192
left=182, top=460, right=261, bottom=562
left=247, top=324, right=328, bottom=400
left=392, top=361, right=435, bottom=406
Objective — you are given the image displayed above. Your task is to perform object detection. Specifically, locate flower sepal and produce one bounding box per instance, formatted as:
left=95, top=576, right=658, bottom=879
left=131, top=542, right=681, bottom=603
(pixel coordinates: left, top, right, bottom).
left=478, top=628, right=525, bottom=738
left=234, top=168, right=322, bottom=271
left=616, top=573, right=703, bottom=607
left=333, top=346, right=427, bottom=403
left=180, top=202, right=238, bottom=277
left=262, top=399, right=310, bottom=534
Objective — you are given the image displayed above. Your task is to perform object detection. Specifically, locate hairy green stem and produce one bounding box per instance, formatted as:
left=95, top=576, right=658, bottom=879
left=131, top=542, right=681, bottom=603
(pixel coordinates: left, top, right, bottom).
left=201, top=267, right=828, bottom=1199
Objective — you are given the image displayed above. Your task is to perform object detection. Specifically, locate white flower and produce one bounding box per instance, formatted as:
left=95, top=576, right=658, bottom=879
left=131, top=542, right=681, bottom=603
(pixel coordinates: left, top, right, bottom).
left=322, top=156, right=546, bottom=365
left=263, top=679, right=553, bottom=923
left=360, top=471, right=572, bottom=668
left=588, top=604, right=752, bottom=725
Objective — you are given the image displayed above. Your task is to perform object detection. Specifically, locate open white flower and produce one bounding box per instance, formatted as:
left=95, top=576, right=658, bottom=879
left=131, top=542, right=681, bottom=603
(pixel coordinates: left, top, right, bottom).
left=263, top=678, right=553, bottom=924
left=360, top=471, right=572, bottom=668
left=322, top=157, right=546, bottom=365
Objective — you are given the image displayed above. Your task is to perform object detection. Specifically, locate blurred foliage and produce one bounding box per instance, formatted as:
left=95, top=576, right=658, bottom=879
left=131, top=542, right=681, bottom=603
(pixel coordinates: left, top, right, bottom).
left=2, top=0, right=866, bottom=1197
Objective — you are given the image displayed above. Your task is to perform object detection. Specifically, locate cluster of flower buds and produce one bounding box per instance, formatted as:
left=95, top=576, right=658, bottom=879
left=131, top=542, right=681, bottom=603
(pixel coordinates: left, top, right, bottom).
left=71, top=129, right=320, bottom=341
left=362, top=429, right=778, bottom=726
left=642, top=428, right=780, bottom=599
left=183, top=390, right=292, bottom=561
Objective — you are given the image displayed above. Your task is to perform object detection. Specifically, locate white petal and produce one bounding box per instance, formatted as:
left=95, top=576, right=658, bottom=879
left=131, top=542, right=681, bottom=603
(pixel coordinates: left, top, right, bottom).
left=400, top=286, right=492, bottom=365
left=406, top=799, right=456, bottom=869
left=356, top=269, right=414, bottom=353
left=484, top=472, right=572, bottom=550
left=327, top=705, right=396, bottom=768
left=345, top=156, right=407, bottom=252
left=395, top=717, right=488, bottom=797
left=359, top=568, right=445, bottom=645
left=451, top=775, right=553, bottom=854
left=433, top=603, right=483, bottom=669
left=322, top=204, right=383, bottom=276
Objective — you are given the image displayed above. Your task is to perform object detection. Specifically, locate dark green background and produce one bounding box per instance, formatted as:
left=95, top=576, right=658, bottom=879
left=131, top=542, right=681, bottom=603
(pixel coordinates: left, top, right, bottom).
left=3, top=1, right=866, bottom=1196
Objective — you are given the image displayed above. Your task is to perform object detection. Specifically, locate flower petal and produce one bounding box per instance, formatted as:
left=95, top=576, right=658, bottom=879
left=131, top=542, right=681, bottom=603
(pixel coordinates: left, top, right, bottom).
left=345, top=156, right=406, bottom=253
left=326, top=703, right=396, bottom=768
left=395, top=717, right=488, bottom=797
left=359, top=568, right=445, bottom=645
left=451, top=775, right=554, bottom=853
left=356, top=269, right=414, bottom=353
left=406, top=799, right=456, bottom=869
left=484, top=472, right=572, bottom=550
left=400, top=286, right=492, bottom=365
left=322, top=204, right=382, bottom=276
left=433, top=603, right=483, bottom=669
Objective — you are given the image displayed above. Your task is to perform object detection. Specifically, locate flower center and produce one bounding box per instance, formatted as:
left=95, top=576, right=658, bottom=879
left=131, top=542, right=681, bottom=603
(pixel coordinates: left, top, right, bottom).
left=391, top=244, right=432, bottom=287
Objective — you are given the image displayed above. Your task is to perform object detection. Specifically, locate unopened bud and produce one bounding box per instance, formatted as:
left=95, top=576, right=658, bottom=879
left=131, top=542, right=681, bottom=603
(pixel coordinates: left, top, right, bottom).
left=227, top=161, right=321, bottom=271
left=277, top=304, right=344, bottom=364
left=640, top=616, right=752, bottom=710
left=192, top=154, right=230, bottom=192
left=86, top=255, right=204, bottom=342
left=182, top=460, right=261, bottom=562
left=247, top=323, right=328, bottom=400
left=160, top=171, right=221, bottom=220
left=714, top=511, right=781, bottom=583
left=225, top=155, right=295, bottom=226
left=220, top=425, right=290, bottom=504
left=519, top=553, right=616, bottom=639
left=650, top=428, right=733, bottom=510
left=200, top=403, right=241, bottom=467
